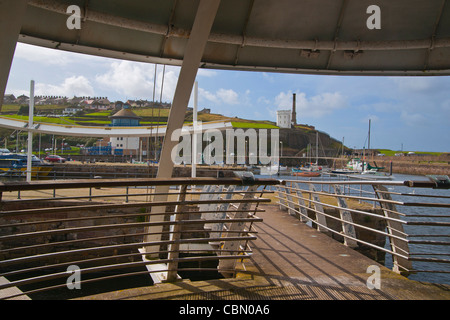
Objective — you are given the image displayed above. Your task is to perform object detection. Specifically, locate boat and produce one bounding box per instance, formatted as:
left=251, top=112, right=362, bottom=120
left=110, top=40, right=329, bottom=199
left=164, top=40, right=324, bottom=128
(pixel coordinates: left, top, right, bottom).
left=258, top=164, right=287, bottom=175
left=0, top=153, right=53, bottom=178
left=292, top=171, right=321, bottom=177
left=292, top=162, right=322, bottom=176
left=331, top=168, right=359, bottom=174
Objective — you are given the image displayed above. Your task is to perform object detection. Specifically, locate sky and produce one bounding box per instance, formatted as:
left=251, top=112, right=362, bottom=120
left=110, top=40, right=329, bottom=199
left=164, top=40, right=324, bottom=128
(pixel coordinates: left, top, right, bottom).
left=5, top=43, right=450, bottom=153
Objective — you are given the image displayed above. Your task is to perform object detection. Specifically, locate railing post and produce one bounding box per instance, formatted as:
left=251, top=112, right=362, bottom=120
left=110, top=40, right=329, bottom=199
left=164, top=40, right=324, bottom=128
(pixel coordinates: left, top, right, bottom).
left=334, top=185, right=358, bottom=248
left=206, top=185, right=235, bottom=240
left=293, top=182, right=308, bottom=222
left=309, top=184, right=329, bottom=234
left=277, top=185, right=288, bottom=211
left=166, top=184, right=188, bottom=282
left=373, top=185, right=412, bottom=274
left=219, top=185, right=258, bottom=277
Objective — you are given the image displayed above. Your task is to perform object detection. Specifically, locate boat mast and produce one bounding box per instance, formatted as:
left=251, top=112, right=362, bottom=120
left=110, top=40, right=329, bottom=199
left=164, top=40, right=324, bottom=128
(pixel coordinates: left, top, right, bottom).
left=316, top=131, right=318, bottom=165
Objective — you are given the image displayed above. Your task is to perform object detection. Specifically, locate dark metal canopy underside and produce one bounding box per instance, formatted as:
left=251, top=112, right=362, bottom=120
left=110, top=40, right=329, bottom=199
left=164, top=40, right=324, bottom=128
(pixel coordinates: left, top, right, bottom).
left=20, top=0, right=450, bottom=76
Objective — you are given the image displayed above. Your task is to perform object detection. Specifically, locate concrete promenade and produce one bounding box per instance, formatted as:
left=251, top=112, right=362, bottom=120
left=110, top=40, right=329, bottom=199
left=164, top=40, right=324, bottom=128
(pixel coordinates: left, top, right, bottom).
left=78, top=204, right=450, bottom=300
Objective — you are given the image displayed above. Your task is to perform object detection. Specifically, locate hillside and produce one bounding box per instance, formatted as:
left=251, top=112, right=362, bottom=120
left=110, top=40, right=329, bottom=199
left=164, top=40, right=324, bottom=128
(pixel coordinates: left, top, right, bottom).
left=0, top=106, right=344, bottom=164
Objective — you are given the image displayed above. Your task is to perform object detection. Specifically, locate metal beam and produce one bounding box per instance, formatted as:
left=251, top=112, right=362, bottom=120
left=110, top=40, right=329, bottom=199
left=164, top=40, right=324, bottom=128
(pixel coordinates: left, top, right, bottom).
left=0, top=0, right=29, bottom=112
left=26, top=0, right=450, bottom=53
left=144, top=0, right=221, bottom=259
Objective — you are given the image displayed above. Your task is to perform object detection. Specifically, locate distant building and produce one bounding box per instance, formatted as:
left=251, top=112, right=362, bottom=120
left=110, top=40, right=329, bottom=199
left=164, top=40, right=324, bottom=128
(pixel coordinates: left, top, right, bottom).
left=15, top=94, right=29, bottom=105
left=63, top=106, right=83, bottom=115
left=109, top=106, right=142, bottom=156
left=3, top=94, right=16, bottom=104
left=277, top=110, right=292, bottom=128
left=109, top=106, right=141, bottom=127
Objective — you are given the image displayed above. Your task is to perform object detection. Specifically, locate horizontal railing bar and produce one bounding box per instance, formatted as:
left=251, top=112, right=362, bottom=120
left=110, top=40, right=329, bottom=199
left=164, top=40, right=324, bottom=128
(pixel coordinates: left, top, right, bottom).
left=0, top=246, right=253, bottom=278
left=0, top=235, right=258, bottom=268
left=1, top=189, right=274, bottom=203
left=0, top=197, right=270, bottom=217
left=375, top=189, right=450, bottom=199
left=0, top=208, right=266, bottom=229
left=0, top=216, right=262, bottom=242
left=274, top=193, right=406, bottom=225
left=0, top=254, right=249, bottom=293
left=284, top=184, right=450, bottom=209
left=282, top=184, right=404, bottom=207
left=0, top=177, right=281, bottom=192
left=1, top=266, right=240, bottom=300
left=283, top=179, right=441, bottom=189
left=0, top=227, right=257, bottom=255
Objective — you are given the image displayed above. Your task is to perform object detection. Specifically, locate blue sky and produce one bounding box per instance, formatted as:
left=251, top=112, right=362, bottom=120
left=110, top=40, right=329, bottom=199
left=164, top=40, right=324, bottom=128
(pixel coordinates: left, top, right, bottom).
left=5, top=43, right=450, bottom=153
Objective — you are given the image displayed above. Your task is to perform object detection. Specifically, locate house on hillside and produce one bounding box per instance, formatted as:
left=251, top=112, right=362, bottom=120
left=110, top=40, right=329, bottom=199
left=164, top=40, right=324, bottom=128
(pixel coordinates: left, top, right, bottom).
left=15, top=95, right=29, bottom=105
left=92, top=98, right=111, bottom=111
left=67, top=96, right=84, bottom=106
left=3, top=94, right=16, bottom=104
left=63, top=106, right=83, bottom=115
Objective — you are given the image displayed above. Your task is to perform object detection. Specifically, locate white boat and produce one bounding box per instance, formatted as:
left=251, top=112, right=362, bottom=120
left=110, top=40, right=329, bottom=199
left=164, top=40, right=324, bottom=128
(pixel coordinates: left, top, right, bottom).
left=259, top=164, right=287, bottom=175
left=351, top=169, right=393, bottom=180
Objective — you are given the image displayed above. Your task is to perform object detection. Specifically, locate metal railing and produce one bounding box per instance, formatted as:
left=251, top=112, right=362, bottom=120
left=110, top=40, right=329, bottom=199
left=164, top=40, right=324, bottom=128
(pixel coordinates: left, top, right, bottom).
left=0, top=176, right=278, bottom=300
left=275, top=178, right=450, bottom=278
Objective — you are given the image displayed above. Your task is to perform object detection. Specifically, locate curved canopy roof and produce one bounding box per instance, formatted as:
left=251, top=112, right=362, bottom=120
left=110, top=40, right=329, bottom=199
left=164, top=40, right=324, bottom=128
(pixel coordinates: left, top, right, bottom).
left=20, top=0, right=450, bottom=76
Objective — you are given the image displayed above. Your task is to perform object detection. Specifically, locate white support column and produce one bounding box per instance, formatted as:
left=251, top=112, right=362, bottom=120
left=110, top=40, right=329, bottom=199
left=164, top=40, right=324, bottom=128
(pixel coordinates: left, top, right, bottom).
left=26, top=80, right=34, bottom=182
left=0, top=0, right=29, bottom=111
left=144, top=0, right=220, bottom=258
left=192, top=81, right=198, bottom=179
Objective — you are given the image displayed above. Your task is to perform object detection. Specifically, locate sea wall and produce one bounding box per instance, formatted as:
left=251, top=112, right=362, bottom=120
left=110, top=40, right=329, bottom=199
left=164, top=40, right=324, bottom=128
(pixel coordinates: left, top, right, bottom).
left=334, top=155, right=450, bottom=176
left=49, top=162, right=244, bottom=179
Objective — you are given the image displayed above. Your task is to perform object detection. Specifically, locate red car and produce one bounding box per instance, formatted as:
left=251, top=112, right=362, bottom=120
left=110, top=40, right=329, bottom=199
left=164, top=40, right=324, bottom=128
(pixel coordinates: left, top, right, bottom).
left=45, top=155, right=66, bottom=163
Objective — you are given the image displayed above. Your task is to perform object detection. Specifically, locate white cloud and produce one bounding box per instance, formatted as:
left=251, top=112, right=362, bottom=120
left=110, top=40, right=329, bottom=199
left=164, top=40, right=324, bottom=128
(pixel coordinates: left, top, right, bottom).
left=199, top=88, right=219, bottom=104
left=216, top=88, right=239, bottom=105
left=95, top=61, right=179, bottom=101
left=15, top=43, right=73, bottom=66
left=275, top=90, right=347, bottom=118
left=392, top=77, right=434, bottom=93
left=35, top=76, right=94, bottom=97
left=198, top=88, right=240, bottom=106
left=197, top=69, right=217, bottom=77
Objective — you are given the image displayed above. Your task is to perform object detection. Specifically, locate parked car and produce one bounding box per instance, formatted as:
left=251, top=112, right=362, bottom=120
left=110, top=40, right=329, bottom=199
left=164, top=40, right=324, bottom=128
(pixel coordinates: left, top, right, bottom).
left=45, top=155, right=66, bottom=163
